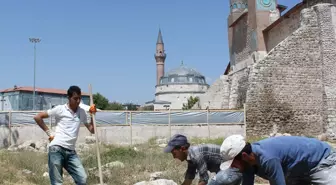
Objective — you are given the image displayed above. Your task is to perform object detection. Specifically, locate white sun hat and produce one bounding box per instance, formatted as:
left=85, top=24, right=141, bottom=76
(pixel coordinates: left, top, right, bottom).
left=220, top=134, right=246, bottom=170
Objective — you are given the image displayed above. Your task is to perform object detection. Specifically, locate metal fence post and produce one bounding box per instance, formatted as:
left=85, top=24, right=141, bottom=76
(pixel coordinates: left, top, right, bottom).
left=8, top=111, right=12, bottom=146
left=243, top=103, right=247, bottom=137
left=130, top=112, right=132, bottom=146
left=168, top=108, right=171, bottom=138
left=207, top=109, right=210, bottom=139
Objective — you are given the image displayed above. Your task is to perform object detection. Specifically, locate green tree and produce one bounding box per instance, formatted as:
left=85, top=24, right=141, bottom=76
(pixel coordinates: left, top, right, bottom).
left=107, top=101, right=124, bottom=110
left=141, top=105, right=154, bottom=111
left=93, top=93, right=110, bottom=110
left=182, top=96, right=199, bottom=110
left=123, top=103, right=138, bottom=110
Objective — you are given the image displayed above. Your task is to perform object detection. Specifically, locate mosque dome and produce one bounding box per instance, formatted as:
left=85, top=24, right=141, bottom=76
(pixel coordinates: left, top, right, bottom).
left=159, top=61, right=208, bottom=85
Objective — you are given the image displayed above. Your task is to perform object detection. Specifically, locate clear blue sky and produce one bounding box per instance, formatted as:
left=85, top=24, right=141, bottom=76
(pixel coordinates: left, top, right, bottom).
left=0, top=0, right=301, bottom=105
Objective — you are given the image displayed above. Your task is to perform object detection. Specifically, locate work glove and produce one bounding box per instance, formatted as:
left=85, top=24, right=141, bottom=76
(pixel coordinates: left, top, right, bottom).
left=89, top=104, right=97, bottom=115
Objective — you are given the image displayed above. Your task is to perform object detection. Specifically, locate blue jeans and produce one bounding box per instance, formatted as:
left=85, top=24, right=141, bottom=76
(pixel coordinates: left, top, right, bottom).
left=287, top=148, right=336, bottom=185
left=48, top=145, right=87, bottom=185
left=207, top=168, right=242, bottom=185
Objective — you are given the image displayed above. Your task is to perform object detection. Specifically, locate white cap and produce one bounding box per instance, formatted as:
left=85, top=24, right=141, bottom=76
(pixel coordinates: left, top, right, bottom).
left=220, top=134, right=246, bottom=170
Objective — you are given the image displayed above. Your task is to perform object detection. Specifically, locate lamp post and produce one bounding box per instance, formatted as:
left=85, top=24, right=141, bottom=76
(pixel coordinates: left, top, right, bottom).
left=29, top=38, right=41, bottom=110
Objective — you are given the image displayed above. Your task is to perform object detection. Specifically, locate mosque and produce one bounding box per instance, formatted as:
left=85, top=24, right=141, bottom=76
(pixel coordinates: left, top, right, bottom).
left=145, top=29, right=209, bottom=110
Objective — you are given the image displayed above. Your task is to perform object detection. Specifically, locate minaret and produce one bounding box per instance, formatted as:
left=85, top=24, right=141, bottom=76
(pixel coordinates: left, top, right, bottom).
left=228, top=0, right=247, bottom=68
left=154, top=29, right=166, bottom=85
left=230, top=0, right=247, bottom=13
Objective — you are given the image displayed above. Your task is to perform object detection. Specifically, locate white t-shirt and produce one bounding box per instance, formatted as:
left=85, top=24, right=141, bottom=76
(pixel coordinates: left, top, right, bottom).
left=47, top=104, right=89, bottom=150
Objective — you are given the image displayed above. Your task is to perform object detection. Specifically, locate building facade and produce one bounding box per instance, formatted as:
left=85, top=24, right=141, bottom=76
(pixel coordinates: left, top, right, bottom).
left=194, top=0, right=336, bottom=139
left=0, top=86, right=90, bottom=111
left=146, top=30, right=209, bottom=110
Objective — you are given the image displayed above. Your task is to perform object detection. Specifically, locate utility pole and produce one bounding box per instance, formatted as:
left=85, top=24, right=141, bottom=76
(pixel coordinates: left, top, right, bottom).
left=29, top=38, right=41, bottom=110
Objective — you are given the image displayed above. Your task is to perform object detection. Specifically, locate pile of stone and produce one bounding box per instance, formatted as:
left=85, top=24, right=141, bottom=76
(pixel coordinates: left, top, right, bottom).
left=6, top=136, right=97, bottom=153
left=155, top=138, right=168, bottom=148
left=7, top=140, right=49, bottom=153
left=269, top=132, right=292, bottom=137
left=133, top=171, right=178, bottom=185
left=134, top=179, right=177, bottom=185
left=269, top=132, right=329, bottom=142
left=88, top=161, right=125, bottom=179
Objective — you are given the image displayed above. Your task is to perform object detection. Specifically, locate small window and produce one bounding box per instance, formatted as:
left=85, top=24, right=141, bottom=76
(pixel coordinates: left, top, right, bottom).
left=233, top=3, right=237, bottom=9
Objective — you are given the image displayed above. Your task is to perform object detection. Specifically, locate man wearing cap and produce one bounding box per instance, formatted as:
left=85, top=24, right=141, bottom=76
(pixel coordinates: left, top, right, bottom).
left=219, top=134, right=336, bottom=185
left=164, top=134, right=242, bottom=185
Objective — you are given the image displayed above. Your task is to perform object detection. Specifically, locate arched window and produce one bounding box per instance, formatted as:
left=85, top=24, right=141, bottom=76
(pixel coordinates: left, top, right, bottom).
left=233, top=3, right=237, bottom=9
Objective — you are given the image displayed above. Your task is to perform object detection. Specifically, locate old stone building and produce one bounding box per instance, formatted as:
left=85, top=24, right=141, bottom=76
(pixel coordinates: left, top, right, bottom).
left=146, top=30, right=209, bottom=110
left=194, top=0, right=336, bottom=139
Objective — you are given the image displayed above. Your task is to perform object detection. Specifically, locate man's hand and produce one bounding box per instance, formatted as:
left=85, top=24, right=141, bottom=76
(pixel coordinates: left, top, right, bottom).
left=49, top=135, right=54, bottom=142
left=181, top=179, right=193, bottom=185
left=89, top=104, right=97, bottom=115
left=198, top=181, right=207, bottom=185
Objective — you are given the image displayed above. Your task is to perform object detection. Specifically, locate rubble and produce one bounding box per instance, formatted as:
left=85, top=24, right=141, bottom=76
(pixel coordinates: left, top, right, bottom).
left=134, top=179, right=177, bottom=185
left=6, top=139, right=94, bottom=153
left=155, top=138, right=167, bottom=145
left=149, top=171, right=164, bottom=181
left=269, top=133, right=291, bottom=137
left=88, top=161, right=125, bottom=179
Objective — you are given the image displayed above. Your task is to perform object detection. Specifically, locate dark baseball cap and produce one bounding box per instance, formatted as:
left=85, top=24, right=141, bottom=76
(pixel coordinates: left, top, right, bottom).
left=163, top=134, right=188, bottom=153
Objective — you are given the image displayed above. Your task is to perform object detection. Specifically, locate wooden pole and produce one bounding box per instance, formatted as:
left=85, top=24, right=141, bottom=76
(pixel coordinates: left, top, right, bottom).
left=49, top=103, right=52, bottom=130
left=89, top=84, right=104, bottom=185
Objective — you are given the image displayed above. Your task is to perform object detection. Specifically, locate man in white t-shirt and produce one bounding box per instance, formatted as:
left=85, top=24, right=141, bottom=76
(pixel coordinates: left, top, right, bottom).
left=34, top=85, right=97, bottom=185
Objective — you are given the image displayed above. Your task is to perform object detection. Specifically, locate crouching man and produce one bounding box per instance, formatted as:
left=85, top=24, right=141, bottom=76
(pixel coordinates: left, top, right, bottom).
left=220, top=134, right=336, bottom=185
left=164, top=134, right=242, bottom=185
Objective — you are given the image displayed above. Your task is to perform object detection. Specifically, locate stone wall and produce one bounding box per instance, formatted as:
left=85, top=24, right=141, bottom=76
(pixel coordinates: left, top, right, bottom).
left=246, top=4, right=336, bottom=137
left=264, top=4, right=303, bottom=52
left=315, top=4, right=336, bottom=139
left=192, top=75, right=231, bottom=109
left=231, top=14, right=252, bottom=69
left=228, top=68, right=250, bottom=109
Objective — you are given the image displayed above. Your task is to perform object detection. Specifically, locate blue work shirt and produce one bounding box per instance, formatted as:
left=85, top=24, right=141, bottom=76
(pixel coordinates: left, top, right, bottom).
left=242, top=136, right=332, bottom=185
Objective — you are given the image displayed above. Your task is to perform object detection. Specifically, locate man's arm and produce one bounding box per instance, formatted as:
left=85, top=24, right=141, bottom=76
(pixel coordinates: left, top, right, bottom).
left=84, top=116, right=94, bottom=134
left=83, top=104, right=97, bottom=134
left=34, top=107, right=58, bottom=139
left=181, top=179, right=193, bottom=185
left=34, top=112, right=50, bottom=134
left=194, top=157, right=210, bottom=185
left=264, top=158, right=286, bottom=185
left=183, top=161, right=197, bottom=185
left=242, top=167, right=255, bottom=185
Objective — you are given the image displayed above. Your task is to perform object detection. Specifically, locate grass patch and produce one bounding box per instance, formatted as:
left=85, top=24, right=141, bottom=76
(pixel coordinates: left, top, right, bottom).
left=0, top=136, right=269, bottom=185
left=189, top=136, right=268, bottom=146
left=0, top=151, right=49, bottom=185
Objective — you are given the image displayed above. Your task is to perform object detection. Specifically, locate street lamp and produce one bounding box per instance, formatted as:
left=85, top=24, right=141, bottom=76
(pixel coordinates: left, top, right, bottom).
left=29, top=38, right=41, bottom=110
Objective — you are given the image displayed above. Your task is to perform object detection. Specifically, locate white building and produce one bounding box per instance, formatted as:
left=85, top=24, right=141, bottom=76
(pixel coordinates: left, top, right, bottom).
left=145, top=29, right=209, bottom=110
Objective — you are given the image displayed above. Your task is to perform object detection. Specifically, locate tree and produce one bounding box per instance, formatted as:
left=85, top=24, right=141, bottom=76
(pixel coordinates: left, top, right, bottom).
left=140, top=105, right=154, bottom=111
left=93, top=93, right=109, bottom=110
left=123, top=103, right=138, bottom=110
left=182, top=96, right=199, bottom=110
left=108, top=101, right=124, bottom=110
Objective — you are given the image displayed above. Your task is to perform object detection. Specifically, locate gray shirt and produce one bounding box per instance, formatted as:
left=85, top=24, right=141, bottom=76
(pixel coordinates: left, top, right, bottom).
left=185, top=144, right=225, bottom=183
